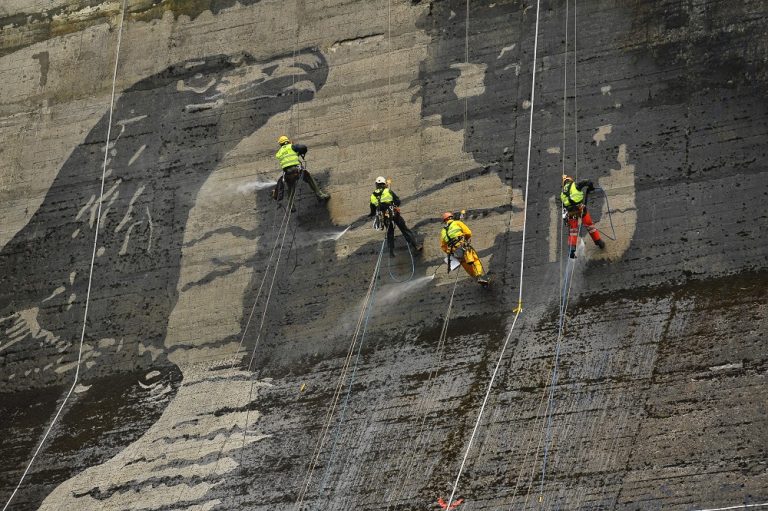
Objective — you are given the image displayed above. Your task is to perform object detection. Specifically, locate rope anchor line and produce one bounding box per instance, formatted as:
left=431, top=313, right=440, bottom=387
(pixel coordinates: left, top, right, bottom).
left=442, top=0, right=542, bottom=506
left=294, top=241, right=386, bottom=510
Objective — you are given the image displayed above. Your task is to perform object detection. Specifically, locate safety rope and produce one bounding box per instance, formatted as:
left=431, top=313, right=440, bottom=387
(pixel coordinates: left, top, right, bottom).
left=226, top=193, right=296, bottom=369
left=235, top=3, right=307, bottom=469
left=293, top=241, right=386, bottom=510
left=239, top=188, right=299, bottom=455
left=1, top=3, right=128, bottom=508
left=694, top=503, right=768, bottom=511
left=382, top=269, right=460, bottom=510
left=386, top=236, right=416, bottom=283
left=316, top=241, right=385, bottom=500
left=591, top=187, right=617, bottom=241
left=573, top=0, right=579, bottom=181
left=442, top=0, right=541, bottom=507
left=559, top=0, right=569, bottom=297
left=180, top=188, right=297, bottom=505
left=535, top=1, right=580, bottom=500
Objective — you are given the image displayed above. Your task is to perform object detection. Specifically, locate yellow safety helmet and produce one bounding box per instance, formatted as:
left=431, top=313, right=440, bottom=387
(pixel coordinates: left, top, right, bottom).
left=278, top=135, right=290, bottom=145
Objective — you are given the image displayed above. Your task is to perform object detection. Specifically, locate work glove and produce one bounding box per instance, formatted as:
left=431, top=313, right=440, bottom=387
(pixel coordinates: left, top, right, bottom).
left=562, top=209, right=568, bottom=225
left=569, top=248, right=576, bottom=259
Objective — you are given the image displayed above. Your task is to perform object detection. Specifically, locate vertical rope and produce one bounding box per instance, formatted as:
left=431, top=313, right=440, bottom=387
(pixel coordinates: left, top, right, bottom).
left=572, top=0, right=578, bottom=180
left=443, top=0, right=542, bottom=506
left=293, top=241, right=386, bottom=510
left=387, top=0, right=392, bottom=175
left=537, top=1, right=580, bottom=501
left=2, top=1, right=128, bottom=508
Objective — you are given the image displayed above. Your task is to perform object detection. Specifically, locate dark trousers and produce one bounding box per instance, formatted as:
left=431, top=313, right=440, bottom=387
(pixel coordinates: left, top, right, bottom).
left=387, top=213, right=418, bottom=254
left=281, top=165, right=326, bottom=201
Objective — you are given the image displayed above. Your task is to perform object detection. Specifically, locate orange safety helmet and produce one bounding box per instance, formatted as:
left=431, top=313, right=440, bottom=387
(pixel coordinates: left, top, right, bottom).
left=442, top=212, right=454, bottom=222
left=562, top=174, right=574, bottom=185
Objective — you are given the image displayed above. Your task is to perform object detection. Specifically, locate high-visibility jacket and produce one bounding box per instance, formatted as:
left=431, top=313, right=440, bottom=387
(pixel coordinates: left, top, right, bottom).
left=370, top=187, right=395, bottom=207
left=275, top=144, right=301, bottom=169
left=560, top=181, right=586, bottom=210
left=441, top=220, right=472, bottom=253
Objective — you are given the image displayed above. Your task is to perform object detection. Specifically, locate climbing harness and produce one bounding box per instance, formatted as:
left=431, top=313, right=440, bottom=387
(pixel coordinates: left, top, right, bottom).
left=372, top=205, right=392, bottom=231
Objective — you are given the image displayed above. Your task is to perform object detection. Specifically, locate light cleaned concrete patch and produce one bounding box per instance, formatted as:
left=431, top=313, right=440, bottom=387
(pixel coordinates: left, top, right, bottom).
left=591, top=143, right=637, bottom=261
left=548, top=196, right=561, bottom=262
left=593, top=124, right=613, bottom=145
left=498, top=43, right=515, bottom=59
left=40, top=365, right=272, bottom=509
left=547, top=146, right=561, bottom=154
left=450, top=62, right=488, bottom=99
left=601, top=85, right=612, bottom=95
left=708, top=362, right=743, bottom=372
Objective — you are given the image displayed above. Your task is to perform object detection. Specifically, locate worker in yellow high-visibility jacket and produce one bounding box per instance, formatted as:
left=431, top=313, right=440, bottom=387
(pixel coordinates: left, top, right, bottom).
left=368, top=176, right=422, bottom=257
left=440, top=211, right=488, bottom=286
left=272, top=135, right=329, bottom=202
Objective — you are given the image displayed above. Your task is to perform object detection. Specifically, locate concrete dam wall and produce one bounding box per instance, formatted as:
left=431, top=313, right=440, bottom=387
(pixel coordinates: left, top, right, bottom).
left=1, top=0, right=766, bottom=509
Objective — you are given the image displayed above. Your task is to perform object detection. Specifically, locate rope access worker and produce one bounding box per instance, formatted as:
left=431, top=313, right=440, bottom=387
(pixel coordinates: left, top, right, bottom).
left=560, top=174, right=605, bottom=258
left=272, top=135, right=329, bottom=203
left=368, top=176, right=423, bottom=257
left=440, top=212, right=489, bottom=286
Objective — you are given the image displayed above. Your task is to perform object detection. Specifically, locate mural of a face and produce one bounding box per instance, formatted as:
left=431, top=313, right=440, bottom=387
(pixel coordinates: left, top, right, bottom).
left=0, top=47, right=327, bottom=509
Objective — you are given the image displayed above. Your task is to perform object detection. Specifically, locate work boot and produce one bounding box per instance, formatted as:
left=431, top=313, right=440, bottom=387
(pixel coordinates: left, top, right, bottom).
left=595, top=239, right=606, bottom=249
left=569, top=248, right=576, bottom=259
left=476, top=275, right=490, bottom=287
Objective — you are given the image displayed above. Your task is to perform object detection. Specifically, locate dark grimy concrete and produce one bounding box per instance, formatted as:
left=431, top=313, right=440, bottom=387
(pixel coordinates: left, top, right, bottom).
left=1, top=0, right=766, bottom=509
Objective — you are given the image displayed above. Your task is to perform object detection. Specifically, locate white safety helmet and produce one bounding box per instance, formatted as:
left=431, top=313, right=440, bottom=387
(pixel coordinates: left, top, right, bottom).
left=375, top=176, right=387, bottom=185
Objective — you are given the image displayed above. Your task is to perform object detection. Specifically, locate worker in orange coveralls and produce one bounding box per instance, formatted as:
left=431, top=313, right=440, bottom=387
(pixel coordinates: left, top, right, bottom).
left=560, top=175, right=605, bottom=258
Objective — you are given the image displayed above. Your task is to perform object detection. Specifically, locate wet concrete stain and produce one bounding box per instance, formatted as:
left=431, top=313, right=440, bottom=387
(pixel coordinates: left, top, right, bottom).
left=31, top=51, right=49, bottom=87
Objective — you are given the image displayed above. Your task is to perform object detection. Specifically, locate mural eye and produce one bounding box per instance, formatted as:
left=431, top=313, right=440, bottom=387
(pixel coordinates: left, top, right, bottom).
left=185, top=72, right=215, bottom=91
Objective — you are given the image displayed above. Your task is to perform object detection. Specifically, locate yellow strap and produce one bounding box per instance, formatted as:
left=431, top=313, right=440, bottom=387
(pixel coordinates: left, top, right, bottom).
left=513, top=300, right=523, bottom=313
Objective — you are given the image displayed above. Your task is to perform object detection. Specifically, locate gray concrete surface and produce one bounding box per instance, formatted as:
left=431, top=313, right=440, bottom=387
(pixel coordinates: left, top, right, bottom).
left=1, top=0, right=766, bottom=509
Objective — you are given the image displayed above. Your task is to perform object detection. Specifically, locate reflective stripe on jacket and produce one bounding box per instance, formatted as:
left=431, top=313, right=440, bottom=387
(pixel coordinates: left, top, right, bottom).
left=370, top=187, right=394, bottom=206
left=276, top=144, right=301, bottom=169
left=560, top=181, right=585, bottom=210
